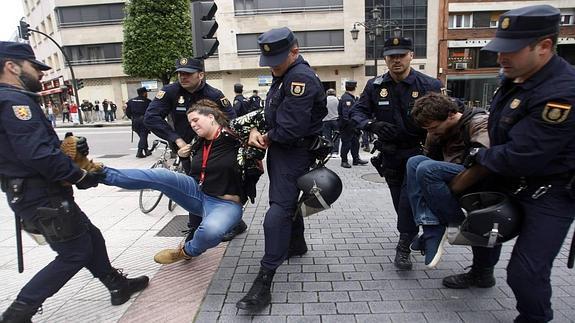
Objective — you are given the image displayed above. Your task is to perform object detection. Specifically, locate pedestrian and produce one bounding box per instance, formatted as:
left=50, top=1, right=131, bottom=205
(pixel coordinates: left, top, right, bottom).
left=126, top=87, right=152, bottom=158
left=93, top=100, right=101, bottom=122
left=447, top=5, right=575, bottom=322
left=102, top=98, right=111, bottom=122
left=144, top=57, right=247, bottom=247
left=69, top=99, right=79, bottom=124
left=249, top=89, right=263, bottom=111
left=236, top=27, right=327, bottom=311
left=110, top=100, right=117, bottom=120
left=0, top=41, right=148, bottom=323
left=338, top=81, right=368, bottom=168
left=80, top=99, right=93, bottom=123
left=62, top=100, right=70, bottom=122
left=233, top=83, right=251, bottom=117
left=322, top=88, right=340, bottom=155
left=405, top=92, right=489, bottom=268
left=351, top=32, right=443, bottom=270
left=46, top=100, right=57, bottom=128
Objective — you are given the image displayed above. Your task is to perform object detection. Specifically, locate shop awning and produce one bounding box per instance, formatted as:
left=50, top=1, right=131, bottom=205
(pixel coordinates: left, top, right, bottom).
left=38, top=87, right=63, bottom=96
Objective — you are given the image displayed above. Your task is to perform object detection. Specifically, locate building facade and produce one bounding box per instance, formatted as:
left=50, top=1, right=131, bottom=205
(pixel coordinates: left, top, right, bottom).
left=438, top=0, right=575, bottom=108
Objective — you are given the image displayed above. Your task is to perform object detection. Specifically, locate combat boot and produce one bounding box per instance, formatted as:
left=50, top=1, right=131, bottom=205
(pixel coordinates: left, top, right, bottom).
left=144, top=148, right=152, bottom=156
left=442, top=266, right=495, bottom=289
left=221, top=219, right=248, bottom=242
left=60, top=135, right=103, bottom=172
left=236, top=266, right=275, bottom=311
left=100, top=268, right=149, bottom=305
left=0, top=301, right=39, bottom=323
left=394, top=233, right=415, bottom=270
left=136, top=149, right=146, bottom=158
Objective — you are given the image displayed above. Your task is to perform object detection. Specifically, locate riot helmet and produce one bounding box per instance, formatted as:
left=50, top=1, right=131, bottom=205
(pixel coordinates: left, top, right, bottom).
left=296, top=167, right=343, bottom=217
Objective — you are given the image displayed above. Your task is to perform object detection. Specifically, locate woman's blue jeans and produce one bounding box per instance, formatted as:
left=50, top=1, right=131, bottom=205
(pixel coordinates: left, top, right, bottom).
left=102, top=167, right=242, bottom=257
left=406, top=155, right=465, bottom=225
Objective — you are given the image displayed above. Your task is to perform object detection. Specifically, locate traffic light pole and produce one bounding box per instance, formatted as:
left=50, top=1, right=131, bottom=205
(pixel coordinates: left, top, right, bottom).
left=26, top=28, right=83, bottom=124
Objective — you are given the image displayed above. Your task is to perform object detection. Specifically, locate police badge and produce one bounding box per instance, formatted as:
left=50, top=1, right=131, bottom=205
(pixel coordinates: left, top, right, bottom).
left=12, top=105, right=32, bottom=120
left=380, top=88, right=388, bottom=98
left=155, top=90, right=165, bottom=99
left=178, top=96, right=185, bottom=104
left=542, top=102, right=571, bottom=124
left=290, top=82, right=306, bottom=96
left=412, top=91, right=419, bottom=98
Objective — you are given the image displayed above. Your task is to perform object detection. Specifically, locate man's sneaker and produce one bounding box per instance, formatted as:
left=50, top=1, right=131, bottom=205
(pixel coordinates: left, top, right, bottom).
left=410, top=235, right=425, bottom=254
left=60, top=134, right=103, bottom=172
left=154, top=242, right=191, bottom=264
left=442, top=266, right=496, bottom=289
left=394, top=233, right=415, bottom=270
left=221, top=220, right=248, bottom=242
left=421, top=225, right=447, bottom=269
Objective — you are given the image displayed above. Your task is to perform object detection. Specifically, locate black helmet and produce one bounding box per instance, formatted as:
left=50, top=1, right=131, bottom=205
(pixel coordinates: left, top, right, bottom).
left=456, top=192, right=522, bottom=248
left=296, top=167, right=343, bottom=217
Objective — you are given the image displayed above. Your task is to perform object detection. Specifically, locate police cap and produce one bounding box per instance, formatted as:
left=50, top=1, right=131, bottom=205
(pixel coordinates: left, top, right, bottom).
left=482, top=5, right=560, bottom=53
left=345, top=80, right=357, bottom=89
left=234, top=83, right=243, bottom=93
left=136, top=86, right=149, bottom=95
left=175, top=57, right=204, bottom=73
left=383, top=37, right=413, bottom=56
left=0, top=41, right=51, bottom=71
left=258, top=27, right=297, bottom=67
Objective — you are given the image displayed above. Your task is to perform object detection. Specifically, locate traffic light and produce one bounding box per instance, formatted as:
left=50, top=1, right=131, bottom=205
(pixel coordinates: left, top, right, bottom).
left=75, top=79, right=84, bottom=90
left=191, top=1, right=219, bottom=59
left=18, top=20, right=31, bottom=41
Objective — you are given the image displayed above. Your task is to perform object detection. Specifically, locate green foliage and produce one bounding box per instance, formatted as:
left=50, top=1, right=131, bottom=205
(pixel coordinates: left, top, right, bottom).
left=123, top=0, right=193, bottom=85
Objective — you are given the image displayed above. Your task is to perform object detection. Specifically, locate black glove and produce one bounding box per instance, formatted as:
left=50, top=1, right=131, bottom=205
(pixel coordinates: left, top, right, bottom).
left=365, top=121, right=398, bottom=141
left=76, top=171, right=105, bottom=190
left=463, top=147, right=482, bottom=168
left=76, top=136, right=89, bottom=156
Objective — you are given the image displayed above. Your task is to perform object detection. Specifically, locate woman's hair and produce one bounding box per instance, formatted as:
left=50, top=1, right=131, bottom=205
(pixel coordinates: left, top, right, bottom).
left=187, top=99, right=229, bottom=127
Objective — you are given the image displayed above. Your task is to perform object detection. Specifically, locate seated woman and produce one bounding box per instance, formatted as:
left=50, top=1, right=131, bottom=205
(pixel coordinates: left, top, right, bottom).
left=98, top=99, right=265, bottom=264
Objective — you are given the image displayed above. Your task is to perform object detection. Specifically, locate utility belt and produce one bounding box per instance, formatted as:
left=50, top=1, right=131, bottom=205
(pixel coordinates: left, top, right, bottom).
left=503, top=171, right=575, bottom=200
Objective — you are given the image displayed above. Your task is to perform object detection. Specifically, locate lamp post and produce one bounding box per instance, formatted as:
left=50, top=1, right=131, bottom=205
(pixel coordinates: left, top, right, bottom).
left=350, top=7, right=397, bottom=77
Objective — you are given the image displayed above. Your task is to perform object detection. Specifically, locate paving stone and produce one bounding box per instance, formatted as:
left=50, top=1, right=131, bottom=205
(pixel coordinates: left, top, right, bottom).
left=318, top=291, right=350, bottom=302
left=368, top=301, right=404, bottom=314
left=336, top=302, right=370, bottom=314
left=303, top=282, right=332, bottom=292
left=287, top=292, right=318, bottom=303
left=303, top=303, right=337, bottom=315
left=270, top=304, right=302, bottom=315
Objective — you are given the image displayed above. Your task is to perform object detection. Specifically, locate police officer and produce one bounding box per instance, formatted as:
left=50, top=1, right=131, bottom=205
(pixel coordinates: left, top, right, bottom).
left=338, top=80, right=368, bottom=168
left=126, top=86, right=152, bottom=158
left=249, top=89, right=264, bottom=111
left=448, top=5, right=575, bottom=322
left=351, top=34, right=443, bottom=270
left=0, top=41, right=149, bottom=322
left=144, top=58, right=246, bottom=245
left=233, top=83, right=251, bottom=117
left=236, top=27, right=327, bottom=311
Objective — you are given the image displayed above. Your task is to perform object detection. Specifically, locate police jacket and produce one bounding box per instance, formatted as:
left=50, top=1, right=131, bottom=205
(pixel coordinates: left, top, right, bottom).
left=233, top=94, right=250, bottom=117
left=337, top=92, right=356, bottom=129
left=126, top=95, right=151, bottom=119
left=144, top=81, right=236, bottom=144
left=351, top=68, right=442, bottom=148
left=477, top=55, right=575, bottom=177
left=264, top=55, right=327, bottom=145
left=0, top=84, right=84, bottom=182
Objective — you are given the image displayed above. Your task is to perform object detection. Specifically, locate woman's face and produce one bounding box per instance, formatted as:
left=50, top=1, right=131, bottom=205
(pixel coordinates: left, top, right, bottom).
left=188, top=111, right=216, bottom=139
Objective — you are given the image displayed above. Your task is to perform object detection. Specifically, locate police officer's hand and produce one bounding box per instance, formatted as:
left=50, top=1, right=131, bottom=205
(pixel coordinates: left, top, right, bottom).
left=366, top=121, right=398, bottom=141
left=177, top=144, right=193, bottom=158
left=76, top=170, right=105, bottom=190
left=248, top=128, right=269, bottom=149
left=463, top=147, right=482, bottom=168
left=76, top=136, right=89, bottom=156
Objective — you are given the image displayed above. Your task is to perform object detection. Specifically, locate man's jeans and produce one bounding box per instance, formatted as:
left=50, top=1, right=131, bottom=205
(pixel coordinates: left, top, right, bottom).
left=322, top=120, right=340, bottom=153
left=406, top=155, right=465, bottom=225
left=102, top=167, right=242, bottom=256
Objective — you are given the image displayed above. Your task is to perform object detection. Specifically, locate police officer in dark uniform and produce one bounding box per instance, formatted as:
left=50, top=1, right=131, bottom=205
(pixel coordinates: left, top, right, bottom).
left=236, top=27, right=327, bottom=311
left=144, top=58, right=246, bottom=245
left=233, top=83, right=251, bottom=117
left=126, top=86, right=152, bottom=158
left=338, top=80, right=368, bottom=168
left=351, top=34, right=443, bottom=270
left=249, top=89, right=264, bottom=111
left=448, top=5, right=575, bottom=322
left=0, top=41, right=148, bottom=322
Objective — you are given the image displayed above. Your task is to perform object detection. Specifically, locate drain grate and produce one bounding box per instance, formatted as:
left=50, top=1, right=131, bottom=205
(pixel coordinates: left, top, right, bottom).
left=156, top=215, right=189, bottom=237
left=98, top=154, right=128, bottom=159
left=361, top=173, right=387, bottom=183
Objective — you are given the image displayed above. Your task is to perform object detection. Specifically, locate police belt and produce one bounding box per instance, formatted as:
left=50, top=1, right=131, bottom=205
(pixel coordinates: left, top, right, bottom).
left=0, top=175, right=59, bottom=193
left=278, top=136, right=318, bottom=149
left=505, top=171, right=575, bottom=187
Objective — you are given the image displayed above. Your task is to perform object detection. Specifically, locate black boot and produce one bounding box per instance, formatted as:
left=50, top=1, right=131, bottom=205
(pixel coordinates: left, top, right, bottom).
left=144, top=148, right=152, bottom=156
left=394, top=233, right=415, bottom=270
left=236, top=267, right=275, bottom=311
left=136, top=149, right=146, bottom=158
left=287, top=234, right=308, bottom=258
left=221, top=219, right=248, bottom=242
left=442, top=266, right=495, bottom=289
left=0, top=301, right=39, bottom=323
left=352, top=158, right=369, bottom=165
left=341, top=160, right=351, bottom=168
left=100, top=268, right=150, bottom=305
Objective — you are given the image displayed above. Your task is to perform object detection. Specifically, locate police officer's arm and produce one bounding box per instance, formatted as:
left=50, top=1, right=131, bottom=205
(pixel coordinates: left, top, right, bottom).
left=1, top=98, right=84, bottom=183
left=144, top=87, right=181, bottom=144
left=350, top=80, right=376, bottom=129
left=125, top=100, right=133, bottom=120
left=265, top=73, right=317, bottom=144
left=477, top=95, right=575, bottom=177
left=215, top=93, right=237, bottom=120
left=233, top=98, right=243, bottom=116
left=468, top=114, right=490, bottom=148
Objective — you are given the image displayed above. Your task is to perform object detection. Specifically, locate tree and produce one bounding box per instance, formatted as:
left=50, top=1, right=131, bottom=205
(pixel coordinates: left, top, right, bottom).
left=123, top=0, right=193, bottom=85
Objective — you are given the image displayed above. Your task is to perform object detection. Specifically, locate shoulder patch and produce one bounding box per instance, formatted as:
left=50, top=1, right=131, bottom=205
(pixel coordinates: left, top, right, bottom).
left=233, top=99, right=239, bottom=105
left=541, top=102, right=571, bottom=124
left=220, top=97, right=231, bottom=107
left=155, top=90, right=165, bottom=99
left=346, top=101, right=351, bottom=106
left=12, top=105, right=32, bottom=120
left=290, top=82, right=306, bottom=96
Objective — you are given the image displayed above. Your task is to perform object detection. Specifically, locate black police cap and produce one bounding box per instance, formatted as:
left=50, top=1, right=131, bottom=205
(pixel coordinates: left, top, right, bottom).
left=137, top=86, right=149, bottom=95
left=0, top=41, right=51, bottom=71
left=234, top=83, right=243, bottom=93
left=258, top=27, right=297, bottom=67
left=175, top=57, right=204, bottom=73
left=383, top=37, right=413, bottom=56
left=345, top=80, right=357, bottom=87
left=482, top=5, right=560, bottom=53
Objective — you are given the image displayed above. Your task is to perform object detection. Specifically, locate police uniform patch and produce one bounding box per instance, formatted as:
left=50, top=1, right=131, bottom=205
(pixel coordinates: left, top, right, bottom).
left=220, top=97, right=230, bottom=107
left=541, top=102, right=571, bottom=124
left=393, top=38, right=399, bottom=45
left=155, top=90, right=165, bottom=99
left=178, top=96, right=185, bottom=104
left=501, top=17, right=510, bottom=30
left=510, top=98, right=521, bottom=109
left=233, top=99, right=239, bottom=105
left=346, top=101, right=351, bottom=106
left=263, top=44, right=271, bottom=52
left=380, top=88, right=388, bottom=98
left=412, top=91, right=419, bottom=98
left=290, top=82, right=306, bottom=96
left=12, top=105, right=32, bottom=120
left=179, top=58, right=188, bottom=65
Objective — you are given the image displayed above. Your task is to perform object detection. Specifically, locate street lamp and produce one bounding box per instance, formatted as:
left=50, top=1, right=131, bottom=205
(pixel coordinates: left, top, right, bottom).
left=350, top=7, right=397, bottom=77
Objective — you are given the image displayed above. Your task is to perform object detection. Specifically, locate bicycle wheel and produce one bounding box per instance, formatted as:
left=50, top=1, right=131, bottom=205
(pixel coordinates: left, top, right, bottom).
left=168, top=199, right=177, bottom=212
left=139, top=160, right=165, bottom=214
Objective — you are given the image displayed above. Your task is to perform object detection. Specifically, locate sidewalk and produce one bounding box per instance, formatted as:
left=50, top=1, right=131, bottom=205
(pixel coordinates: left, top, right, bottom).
left=54, top=119, right=132, bottom=129
left=1, top=151, right=574, bottom=322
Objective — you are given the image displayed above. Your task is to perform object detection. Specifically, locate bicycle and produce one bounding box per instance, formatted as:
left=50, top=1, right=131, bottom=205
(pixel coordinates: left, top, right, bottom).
left=138, top=139, right=184, bottom=214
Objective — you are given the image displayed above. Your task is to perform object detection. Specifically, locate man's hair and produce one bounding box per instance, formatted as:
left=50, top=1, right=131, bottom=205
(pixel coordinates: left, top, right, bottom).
left=187, top=99, right=229, bottom=128
left=529, top=33, right=558, bottom=53
left=412, top=92, right=459, bottom=127
left=345, top=84, right=356, bottom=92
left=0, top=57, right=25, bottom=76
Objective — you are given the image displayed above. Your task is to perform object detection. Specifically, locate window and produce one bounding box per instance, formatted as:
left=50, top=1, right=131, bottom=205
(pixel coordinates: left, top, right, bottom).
left=448, top=47, right=498, bottom=69
left=473, top=12, right=490, bottom=28
left=561, top=9, right=574, bottom=25
left=56, top=3, right=125, bottom=27
left=449, top=13, right=472, bottom=29
left=236, top=30, right=344, bottom=55
left=234, top=0, right=342, bottom=15
left=63, top=43, right=122, bottom=65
